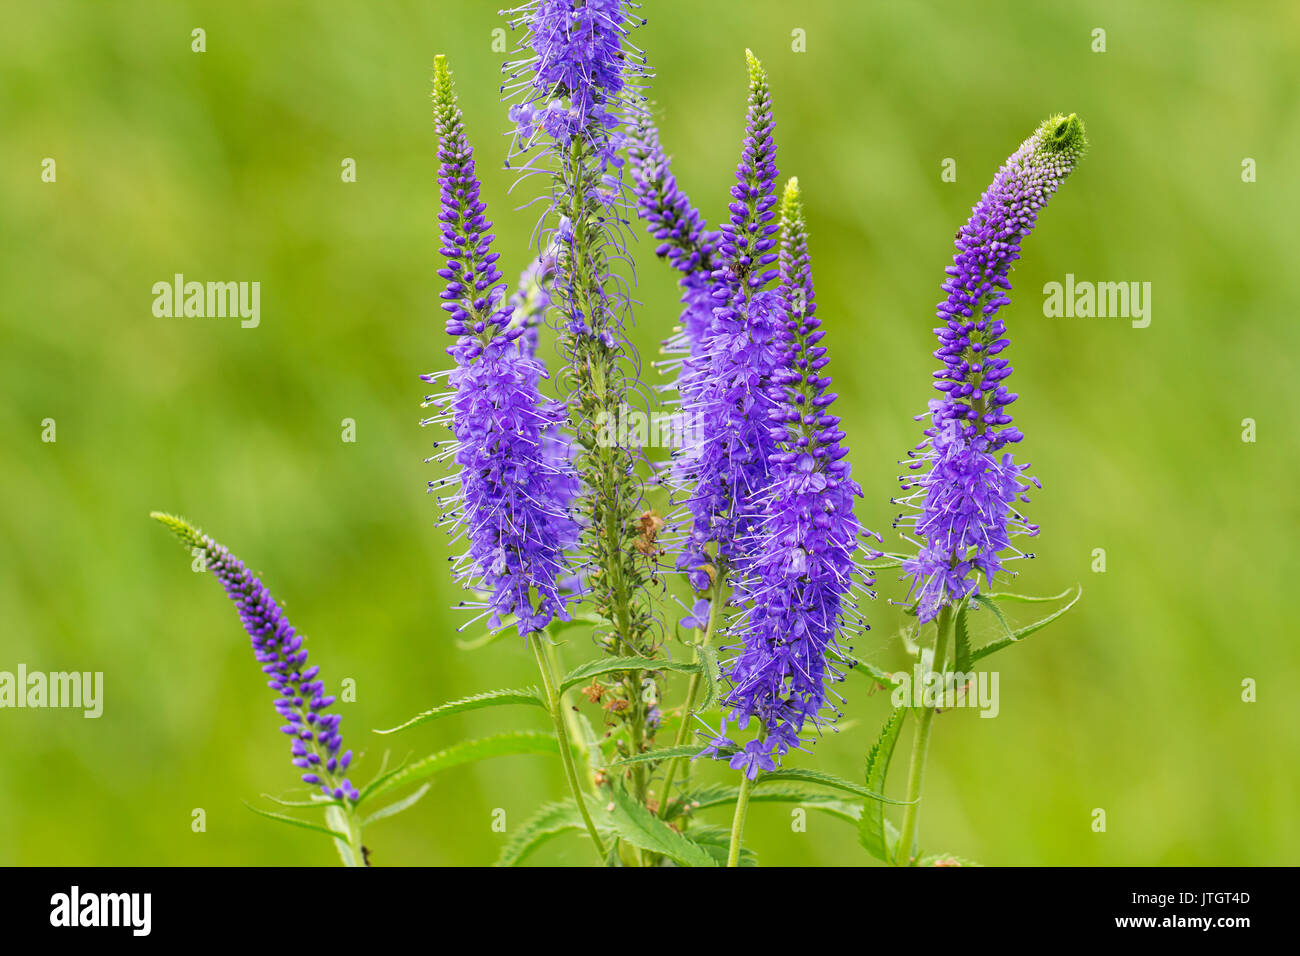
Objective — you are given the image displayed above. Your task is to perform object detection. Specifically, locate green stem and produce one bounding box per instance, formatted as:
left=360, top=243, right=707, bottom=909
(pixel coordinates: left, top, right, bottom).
left=532, top=637, right=608, bottom=863
left=895, top=602, right=955, bottom=866
left=726, top=772, right=754, bottom=867
left=657, top=571, right=726, bottom=819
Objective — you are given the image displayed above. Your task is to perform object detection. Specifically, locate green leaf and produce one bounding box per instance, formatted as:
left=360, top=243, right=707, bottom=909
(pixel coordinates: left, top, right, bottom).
left=695, top=641, right=722, bottom=711
left=361, top=731, right=559, bottom=803
left=681, top=784, right=863, bottom=823
left=605, top=786, right=718, bottom=867
left=559, top=656, right=701, bottom=694
left=953, top=598, right=973, bottom=674
left=857, top=708, right=907, bottom=863
left=688, top=825, right=758, bottom=867
left=983, top=586, right=1079, bottom=604
left=969, top=585, right=1082, bottom=663
left=257, top=792, right=345, bottom=809
left=757, top=767, right=907, bottom=804
left=611, top=744, right=705, bottom=767
left=373, top=687, right=545, bottom=735
left=495, top=799, right=591, bottom=866
left=361, top=783, right=432, bottom=827
left=831, top=648, right=901, bottom=689
left=243, top=802, right=345, bottom=840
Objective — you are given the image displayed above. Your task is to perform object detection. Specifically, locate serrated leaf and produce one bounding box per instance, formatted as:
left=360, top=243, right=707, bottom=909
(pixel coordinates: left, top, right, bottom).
left=612, top=744, right=708, bottom=767
left=494, top=798, right=610, bottom=867
left=559, top=656, right=700, bottom=694
left=605, top=786, right=718, bottom=867
left=757, top=767, right=907, bottom=804
left=829, top=649, right=901, bottom=689
left=969, top=585, right=1082, bottom=663
left=695, top=641, right=721, bottom=711
left=983, top=586, right=1078, bottom=604
left=373, top=686, right=545, bottom=735
left=681, top=784, right=862, bottom=823
left=243, top=802, right=346, bottom=840
left=361, top=731, right=559, bottom=803
left=362, top=783, right=432, bottom=827
left=858, top=708, right=907, bottom=863
left=257, top=792, right=346, bottom=809
left=688, top=825, right=758, bottom=866
left=953, top=598, right=972, bottom=674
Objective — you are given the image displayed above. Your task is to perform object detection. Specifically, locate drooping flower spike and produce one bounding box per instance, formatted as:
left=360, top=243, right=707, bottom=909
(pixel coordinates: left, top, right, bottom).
left=895, top=114, right=1087, bottom=622
left=423, top=55, right=578, bottom=635
left=627, top=101, right=718, bottom=401
left=670, top=50, right=786, bottom=588
left=715, top=179, right=878, bottom=774
left=151, top=514, right=359, bottom=802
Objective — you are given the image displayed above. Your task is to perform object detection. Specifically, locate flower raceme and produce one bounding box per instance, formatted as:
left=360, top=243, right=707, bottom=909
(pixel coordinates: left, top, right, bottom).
left=670, top=51, right=787, bottom=588
left=151, top=513, right=358, bottom=802
left=896, top=114, right=1087, bottom=622
left=716, top=179, right=878, bottom=773
left=503, top=0, right=647, bottom=179
left=423, top=55, right=578, bottom=635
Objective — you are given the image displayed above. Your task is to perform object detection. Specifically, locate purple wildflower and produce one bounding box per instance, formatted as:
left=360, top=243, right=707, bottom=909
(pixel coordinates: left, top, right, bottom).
left=151, top=514, right=359, bottom=803
left=679, top=598, right=711, bottom=631
left=718, top=179, right=877, bottom=765
left=502, top=0, right=648, bottom=179
left=501, top=1, right=659, bottom=658
left=670, top=51, right=786, bottom=587
left=896, top=115, right=1087, bottom=622
left=423, top=55, right=578, bottom=635
left=729, top=739, right=778, bottom=781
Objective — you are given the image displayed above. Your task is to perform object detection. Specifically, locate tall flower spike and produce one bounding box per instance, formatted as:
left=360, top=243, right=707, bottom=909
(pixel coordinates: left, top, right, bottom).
left=717, top=179, right=877, bottom=774
left=896, top=114, right=1087, bottom=622
left=151, top=514, right=359, bottom=802
left=671, top=50, right=785, bottom=587
left=423, top=55, right=578, bottom=635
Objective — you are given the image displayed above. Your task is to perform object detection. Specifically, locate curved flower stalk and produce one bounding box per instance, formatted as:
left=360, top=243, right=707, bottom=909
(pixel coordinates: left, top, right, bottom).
left=423, top=55, right=579, bottom=636
left=895, top=114, right=1087, bottom=622
left=669, top=50, right=787, bottom=589
left=151, top=513, right=366, bottom=863
left=627, top=102, right=717, bottom=357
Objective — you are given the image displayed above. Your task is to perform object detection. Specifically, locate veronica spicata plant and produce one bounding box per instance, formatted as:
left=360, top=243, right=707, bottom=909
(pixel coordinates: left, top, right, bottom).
left=860, top=115, right=1088, bottom=867
left=150, top=6, right=1091, bottom=868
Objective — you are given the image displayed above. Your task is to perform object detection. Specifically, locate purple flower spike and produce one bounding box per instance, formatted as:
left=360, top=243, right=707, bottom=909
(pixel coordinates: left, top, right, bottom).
left=424, top=55, right=579, bottom=635
left=896, top=115, right=1086, bottom=622
left=670, top=51, right=786, bottom=586
left=502, top=0, right=648, bottom=177
left=152, top=514, right=357, bottom=803
left=719, top=179, right=878, bottom=762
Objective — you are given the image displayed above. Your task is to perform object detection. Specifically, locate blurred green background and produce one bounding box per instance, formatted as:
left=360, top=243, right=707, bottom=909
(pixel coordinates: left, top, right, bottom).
left=2, top=0, right=1297, bottom=866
